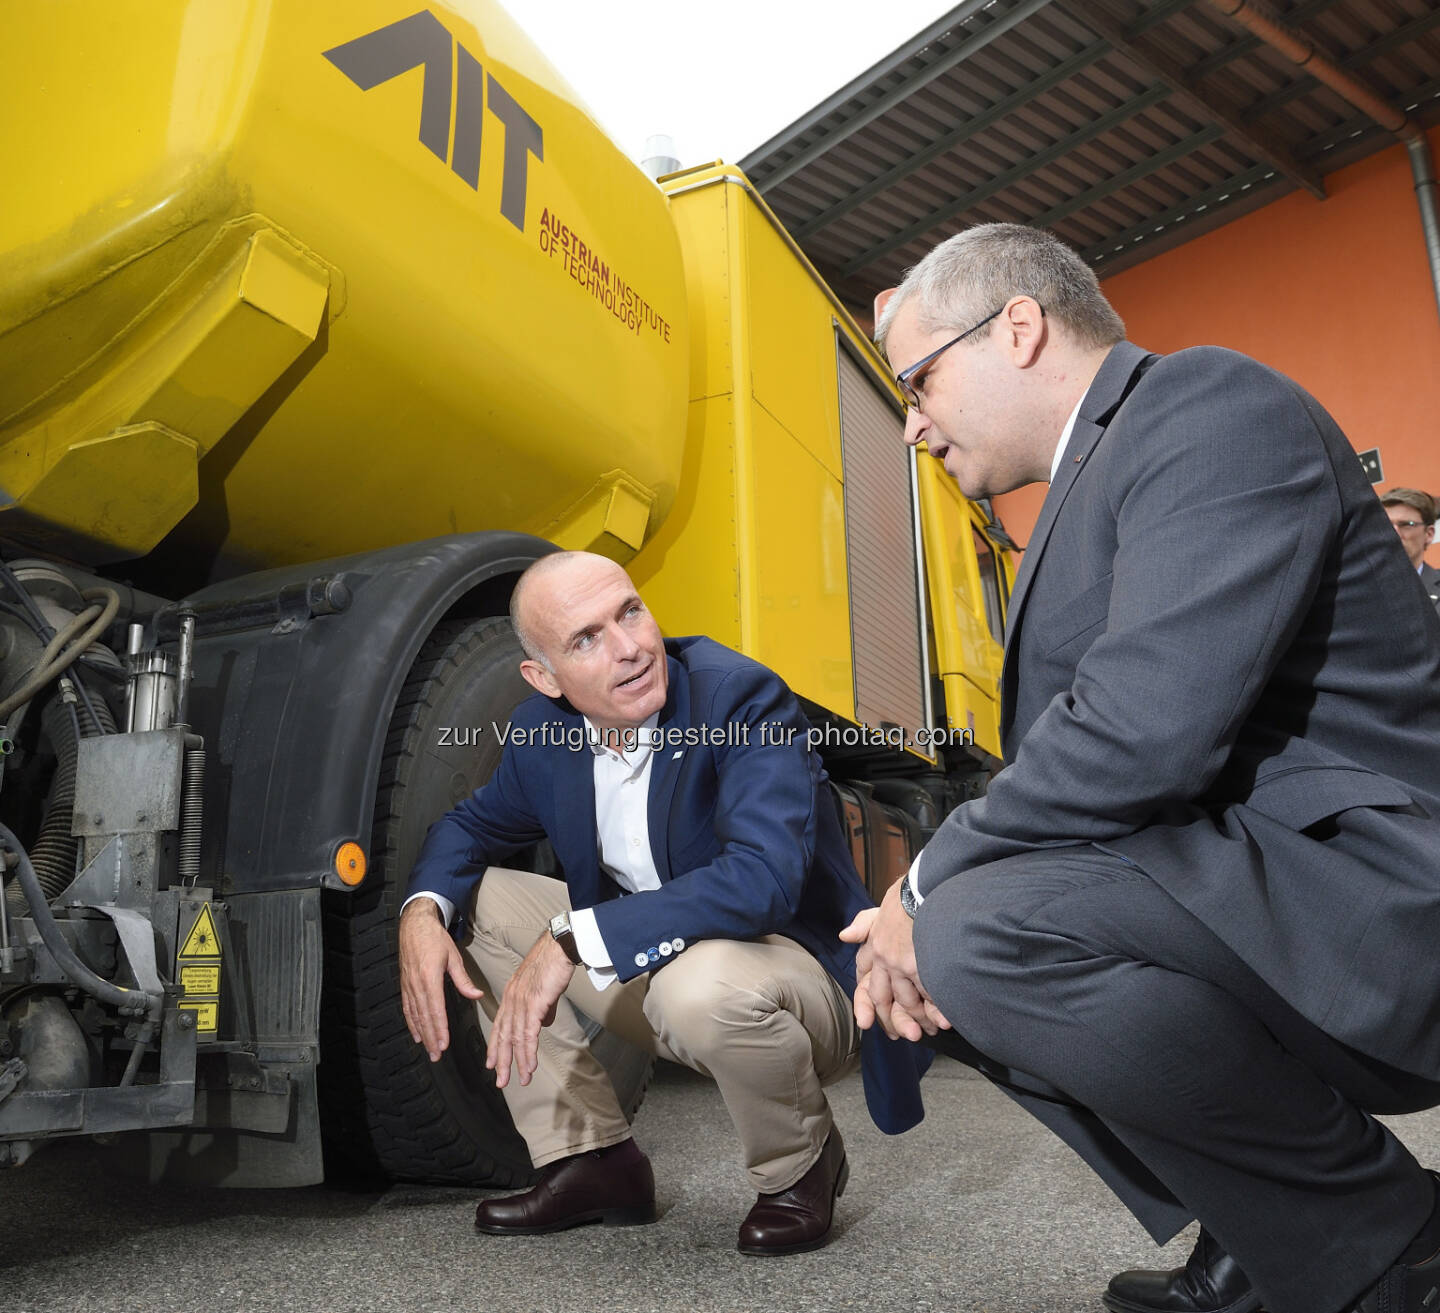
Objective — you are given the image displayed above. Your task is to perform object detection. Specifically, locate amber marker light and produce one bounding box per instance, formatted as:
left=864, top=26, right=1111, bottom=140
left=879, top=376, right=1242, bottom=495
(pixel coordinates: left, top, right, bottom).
left=335, top=842, right=367, bottom=887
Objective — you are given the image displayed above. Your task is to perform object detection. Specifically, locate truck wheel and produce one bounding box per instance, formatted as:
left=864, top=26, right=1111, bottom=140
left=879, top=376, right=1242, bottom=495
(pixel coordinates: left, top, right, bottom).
left=318, top=616, right=651, bottom=1186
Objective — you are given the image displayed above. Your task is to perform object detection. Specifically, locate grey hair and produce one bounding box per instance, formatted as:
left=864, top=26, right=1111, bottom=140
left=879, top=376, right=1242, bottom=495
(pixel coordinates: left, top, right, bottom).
left=875, top=223, right=1125, bottom=357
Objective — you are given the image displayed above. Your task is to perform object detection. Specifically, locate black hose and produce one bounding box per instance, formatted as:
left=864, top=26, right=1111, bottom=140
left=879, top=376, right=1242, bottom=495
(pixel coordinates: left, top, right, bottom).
left=70, top=678, right=104, bottom=736
left=0, top=560, right=56, bottom=638
left=119, top=1019, right=156, bottom=1087
left=71, top=590, right=121, bottom=734
left=0, top=562, right=115, bottom=733
left=0, top=599, right=40, bottom=629
left=73, top=674, right=117, bottom=736
left=0, top=821, right=160, bottom=1021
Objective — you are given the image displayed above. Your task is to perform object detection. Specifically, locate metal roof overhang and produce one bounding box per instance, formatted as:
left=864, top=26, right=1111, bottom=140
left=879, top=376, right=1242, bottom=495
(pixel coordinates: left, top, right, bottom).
left=740, top=0, right=1440, bottom=313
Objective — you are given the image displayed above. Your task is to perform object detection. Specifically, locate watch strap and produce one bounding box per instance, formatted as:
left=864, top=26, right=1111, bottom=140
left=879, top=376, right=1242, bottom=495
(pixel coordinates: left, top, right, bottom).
left=549, top=911, right=583, bottom=965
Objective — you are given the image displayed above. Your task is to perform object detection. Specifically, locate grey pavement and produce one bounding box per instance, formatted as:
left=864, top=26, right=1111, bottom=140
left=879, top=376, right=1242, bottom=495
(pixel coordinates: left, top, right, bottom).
left=4, top=1059, right=1440, bottom=1313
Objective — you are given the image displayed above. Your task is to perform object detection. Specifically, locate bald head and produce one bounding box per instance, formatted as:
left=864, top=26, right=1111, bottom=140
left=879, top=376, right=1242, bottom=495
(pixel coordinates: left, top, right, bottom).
left=512, top=552, right=594, bottom=666
left=510, top=553, right=669, bottom=731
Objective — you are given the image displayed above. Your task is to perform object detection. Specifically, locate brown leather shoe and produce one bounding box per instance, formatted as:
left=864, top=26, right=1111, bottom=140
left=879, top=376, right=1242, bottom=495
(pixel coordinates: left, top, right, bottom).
left=474, top=1139, right=656, bottom=1235
left=736, top=1128, right=848, bottom=1256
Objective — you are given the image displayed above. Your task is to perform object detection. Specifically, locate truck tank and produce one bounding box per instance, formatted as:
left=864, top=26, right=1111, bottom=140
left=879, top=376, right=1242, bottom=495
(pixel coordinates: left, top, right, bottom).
left=0, top=0, right=1010, bottom=1191
left=0, top=0, right=689, bottom=578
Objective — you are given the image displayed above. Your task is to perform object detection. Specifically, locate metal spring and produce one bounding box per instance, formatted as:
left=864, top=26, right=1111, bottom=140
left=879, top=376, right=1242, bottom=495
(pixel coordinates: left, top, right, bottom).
left=178, top=745, right=205, bottom=885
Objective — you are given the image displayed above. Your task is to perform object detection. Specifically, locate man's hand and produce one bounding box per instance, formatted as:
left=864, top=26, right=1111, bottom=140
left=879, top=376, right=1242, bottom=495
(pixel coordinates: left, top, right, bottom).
left=486, top=930, right=576, bottom=1090
left=839, top=879, right=951, bottom=1042
left=399, top=898, right=484, bottom=1061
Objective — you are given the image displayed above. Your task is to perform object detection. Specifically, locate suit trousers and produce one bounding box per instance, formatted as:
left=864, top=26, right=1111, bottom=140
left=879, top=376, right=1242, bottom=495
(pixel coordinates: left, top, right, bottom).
left=913, top=844, right=1440, bottom=1313
left=462, top=868, right=860, bottom=1192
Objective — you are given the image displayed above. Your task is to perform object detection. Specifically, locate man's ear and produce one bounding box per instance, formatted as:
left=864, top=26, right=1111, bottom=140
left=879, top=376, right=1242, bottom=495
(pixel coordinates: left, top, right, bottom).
left=519, top=658, right=562, bottom=699
left=1001, top=295, right=1046, bottom=367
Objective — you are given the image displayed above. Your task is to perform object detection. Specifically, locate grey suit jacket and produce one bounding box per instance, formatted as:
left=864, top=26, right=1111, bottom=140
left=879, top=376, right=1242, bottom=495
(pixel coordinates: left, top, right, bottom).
left=917, top=342, right=1440, bottom=1075
left=1422, top=561, right=1440, bottom=619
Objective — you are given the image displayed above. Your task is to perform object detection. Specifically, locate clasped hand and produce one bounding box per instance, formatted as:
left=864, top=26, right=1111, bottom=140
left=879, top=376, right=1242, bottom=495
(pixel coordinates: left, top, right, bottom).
left=838, top=878, right=951, bottom=1042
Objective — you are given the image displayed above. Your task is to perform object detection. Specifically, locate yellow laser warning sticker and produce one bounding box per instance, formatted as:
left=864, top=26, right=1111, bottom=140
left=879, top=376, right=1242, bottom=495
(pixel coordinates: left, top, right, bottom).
left=180, top=1000, right=218, bottom=1033
left=181, top=964, right=220, bottom=994
left=178, top=903, right=221, bottom=959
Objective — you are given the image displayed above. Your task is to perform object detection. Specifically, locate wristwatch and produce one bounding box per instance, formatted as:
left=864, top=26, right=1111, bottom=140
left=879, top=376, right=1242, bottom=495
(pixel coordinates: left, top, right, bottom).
left=898, top=873, right=921, bottom=920
left=548, top=911, right=583, bottom=965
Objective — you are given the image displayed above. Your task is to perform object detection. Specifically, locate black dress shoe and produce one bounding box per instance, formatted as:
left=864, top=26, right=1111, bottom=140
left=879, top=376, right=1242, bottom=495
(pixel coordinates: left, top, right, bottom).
left=1348, top=1243, right=1440, bottom=1313
left=736, top=1128, right=848, bottom=1256
left=1104, top=1229, right=1261, bottom=1313
left=1348, top=1174, right=1440, bottom=1313
left=474, top=1138, right=656, bottom=1235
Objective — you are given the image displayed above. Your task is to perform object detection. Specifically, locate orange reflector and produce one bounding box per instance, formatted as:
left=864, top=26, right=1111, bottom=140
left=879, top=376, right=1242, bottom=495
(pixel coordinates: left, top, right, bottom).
left=335, top=841, right=366, bottom=886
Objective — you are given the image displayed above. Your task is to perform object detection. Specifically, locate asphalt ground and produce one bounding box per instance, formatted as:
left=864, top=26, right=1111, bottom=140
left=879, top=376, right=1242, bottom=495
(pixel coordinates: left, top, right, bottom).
left=5, top=1059, right=1440, bottom=1313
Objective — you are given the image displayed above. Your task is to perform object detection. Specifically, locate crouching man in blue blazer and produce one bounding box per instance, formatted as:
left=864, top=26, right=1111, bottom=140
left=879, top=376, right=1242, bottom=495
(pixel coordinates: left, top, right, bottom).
left=399, top=550, right=927, bottom=1254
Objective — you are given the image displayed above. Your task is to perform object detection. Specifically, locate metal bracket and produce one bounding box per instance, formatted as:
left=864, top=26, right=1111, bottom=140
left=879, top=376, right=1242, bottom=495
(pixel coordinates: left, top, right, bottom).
left=0, top=1058, right=27, bottom=1105
left=84, top=903, right=167, bottom=997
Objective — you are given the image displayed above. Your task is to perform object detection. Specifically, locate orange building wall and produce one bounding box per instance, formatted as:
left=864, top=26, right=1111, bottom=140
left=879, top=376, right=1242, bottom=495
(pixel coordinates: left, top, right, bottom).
left=993, top=125, right=1440, bottom=567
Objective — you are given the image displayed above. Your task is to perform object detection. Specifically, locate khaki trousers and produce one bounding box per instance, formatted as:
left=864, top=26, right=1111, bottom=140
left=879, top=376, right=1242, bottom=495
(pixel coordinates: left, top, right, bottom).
left=461, top=868, right=860, bottom=1192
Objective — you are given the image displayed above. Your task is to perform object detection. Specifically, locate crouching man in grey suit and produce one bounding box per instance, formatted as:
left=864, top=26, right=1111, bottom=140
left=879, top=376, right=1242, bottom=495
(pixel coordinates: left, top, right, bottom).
left=845, top=223, right=1440, bottom=1313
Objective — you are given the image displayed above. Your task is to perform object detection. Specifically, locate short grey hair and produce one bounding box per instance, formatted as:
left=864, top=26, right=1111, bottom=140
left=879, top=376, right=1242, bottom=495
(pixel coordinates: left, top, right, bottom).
left=876, top=223, right=1125, bottom=356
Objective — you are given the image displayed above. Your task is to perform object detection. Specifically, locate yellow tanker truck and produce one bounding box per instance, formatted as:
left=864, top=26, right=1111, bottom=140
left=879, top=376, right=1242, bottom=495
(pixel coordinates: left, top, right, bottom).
left=0, top=1, right=1011, bottom=1187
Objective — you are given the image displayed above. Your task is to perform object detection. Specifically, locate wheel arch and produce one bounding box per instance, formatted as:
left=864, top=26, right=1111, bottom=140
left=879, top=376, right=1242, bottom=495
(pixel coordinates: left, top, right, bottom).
left=183, top=531, right=559, bottom=900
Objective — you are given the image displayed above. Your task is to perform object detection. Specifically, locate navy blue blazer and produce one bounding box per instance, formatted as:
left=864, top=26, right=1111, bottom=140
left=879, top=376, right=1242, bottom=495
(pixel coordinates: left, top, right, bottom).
left=408, top=635, right=929, bottom=1134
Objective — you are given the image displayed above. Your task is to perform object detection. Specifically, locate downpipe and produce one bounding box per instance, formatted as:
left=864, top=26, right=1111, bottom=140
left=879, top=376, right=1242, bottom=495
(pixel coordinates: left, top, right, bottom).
left=1206, top=0, right=1440, bottom=324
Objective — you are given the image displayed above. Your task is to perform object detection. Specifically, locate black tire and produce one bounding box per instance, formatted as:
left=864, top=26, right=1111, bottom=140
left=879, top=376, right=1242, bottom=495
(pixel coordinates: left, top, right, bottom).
left=318, top=616, right=651, bottom=1186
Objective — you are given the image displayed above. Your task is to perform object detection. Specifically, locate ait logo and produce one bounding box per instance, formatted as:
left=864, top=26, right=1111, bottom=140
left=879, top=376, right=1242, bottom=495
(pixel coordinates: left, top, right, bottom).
left=323, top=10, right=544, bottom=232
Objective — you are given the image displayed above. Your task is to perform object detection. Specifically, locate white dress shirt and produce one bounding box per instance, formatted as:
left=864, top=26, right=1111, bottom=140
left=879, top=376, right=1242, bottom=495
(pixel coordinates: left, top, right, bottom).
left=1049, top=392, right=1086, bottom=483
left=570, top=715, right=662, bottom=989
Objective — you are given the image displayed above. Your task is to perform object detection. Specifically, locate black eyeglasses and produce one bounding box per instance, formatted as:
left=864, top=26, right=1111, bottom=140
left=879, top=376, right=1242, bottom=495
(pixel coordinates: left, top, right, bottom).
left=1390, top=519, right=1427, bottom=530
left=895, top=306, right=1005, bottom=411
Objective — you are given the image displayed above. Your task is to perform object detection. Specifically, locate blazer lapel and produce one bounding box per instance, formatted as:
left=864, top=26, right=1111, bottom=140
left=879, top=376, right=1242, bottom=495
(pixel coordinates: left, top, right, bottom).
left=646, top=652, right=689, bottom=884
left=549, top=714, right=601, bottom=905
left=999, top=341, right=1154, bottom=741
